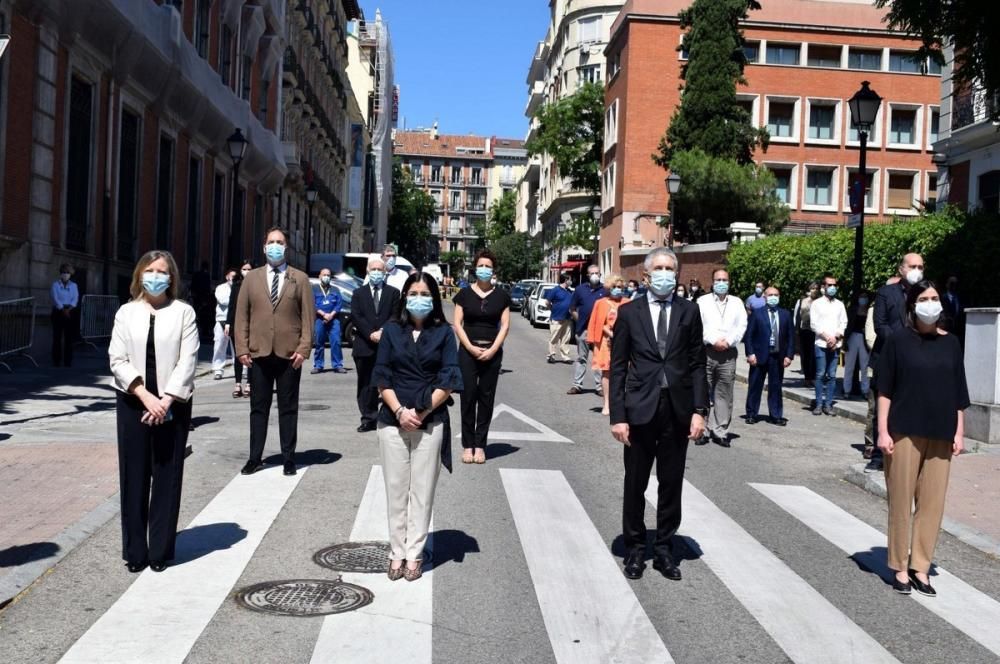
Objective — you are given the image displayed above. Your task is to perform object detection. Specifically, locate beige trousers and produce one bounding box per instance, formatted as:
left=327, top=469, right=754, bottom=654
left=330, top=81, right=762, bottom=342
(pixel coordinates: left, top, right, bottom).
left=378, top=421, right=443, bottom=561
left=884, top=435, right=953, bottom=573
left=548, top=319, right=573, bottom=360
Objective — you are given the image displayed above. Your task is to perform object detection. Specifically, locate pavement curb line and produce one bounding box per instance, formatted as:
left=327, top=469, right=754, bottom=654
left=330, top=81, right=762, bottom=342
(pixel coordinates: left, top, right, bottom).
left=734, top=372, right=867, bottom=424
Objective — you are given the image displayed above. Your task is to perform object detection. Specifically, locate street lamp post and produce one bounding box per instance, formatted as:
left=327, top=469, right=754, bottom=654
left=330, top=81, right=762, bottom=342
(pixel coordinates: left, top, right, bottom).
left=305, top=182, right=318, bottom=273
left=847, top=81, right=882, bottom=295
left=345, top=210, right=355, bottom=252
left=226, top=128, right=248, bottom=268
left=665, top=173, right=681, bottom=248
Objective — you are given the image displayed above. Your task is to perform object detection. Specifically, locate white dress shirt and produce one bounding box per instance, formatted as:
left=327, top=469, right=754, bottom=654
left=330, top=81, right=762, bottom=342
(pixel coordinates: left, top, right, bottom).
left=646, top=290, right=673, bottom=341
left=809, top=296, right=848, bottom=349
left=267, top=263, right=288, bottom=300
left=385, top=267, right=409, bottom=292
left=214, top=282, right=232, bottom=322
left=696, top=293, right=747, bottom=346
left=51, top=279, right=79, bottom=310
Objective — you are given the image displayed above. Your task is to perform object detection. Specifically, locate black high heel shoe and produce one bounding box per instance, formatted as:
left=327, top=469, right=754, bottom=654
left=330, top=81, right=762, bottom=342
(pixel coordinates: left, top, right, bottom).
left=126, top=561, right=148, bottom=573
left=908, top=570, right=936, bottom=597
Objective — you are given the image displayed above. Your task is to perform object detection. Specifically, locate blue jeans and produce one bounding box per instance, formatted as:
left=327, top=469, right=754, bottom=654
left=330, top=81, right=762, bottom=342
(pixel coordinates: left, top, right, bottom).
left=313, top=318, right=343, bottom=369
left=814, top=346, right=838, bottom=408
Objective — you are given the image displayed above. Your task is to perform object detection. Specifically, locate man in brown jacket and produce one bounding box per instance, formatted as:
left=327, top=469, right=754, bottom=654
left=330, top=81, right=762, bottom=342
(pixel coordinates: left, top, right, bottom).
left=234, top=227, right=314, bottom=476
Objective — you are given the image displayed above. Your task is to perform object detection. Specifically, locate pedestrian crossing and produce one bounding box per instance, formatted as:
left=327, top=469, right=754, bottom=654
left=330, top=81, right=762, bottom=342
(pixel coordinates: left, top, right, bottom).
left=49, top=465, right=1000, bottom=663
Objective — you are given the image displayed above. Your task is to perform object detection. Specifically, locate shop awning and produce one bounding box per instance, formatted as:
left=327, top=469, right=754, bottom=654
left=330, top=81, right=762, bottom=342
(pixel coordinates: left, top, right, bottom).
left=552, top=260, right=587, bottom=270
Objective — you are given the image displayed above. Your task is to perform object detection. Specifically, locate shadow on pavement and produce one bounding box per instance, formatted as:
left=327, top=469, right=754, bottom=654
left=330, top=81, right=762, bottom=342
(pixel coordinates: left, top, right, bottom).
left=609, top=534, right=704, bottom=566
left=262, top=449, right=342, bottom=467
left=485, top=443, right=520, bottom=459
left=0, top=433, right=10, bottom=442
left=190, top=415, right=221, bottom=429
left=173, top=522, right=248, bottom=565
left=849, top=546, right=939, bottom=585
left=427, top=529, right=480, bottom=571
left=0, top=542, right=61, bottom=568
left=0, top=399, right=116, bottom=426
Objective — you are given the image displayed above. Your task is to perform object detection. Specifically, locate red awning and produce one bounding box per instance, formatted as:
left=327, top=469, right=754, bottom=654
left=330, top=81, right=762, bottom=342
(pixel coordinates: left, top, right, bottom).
left=552, top=260, right=587, bottom=270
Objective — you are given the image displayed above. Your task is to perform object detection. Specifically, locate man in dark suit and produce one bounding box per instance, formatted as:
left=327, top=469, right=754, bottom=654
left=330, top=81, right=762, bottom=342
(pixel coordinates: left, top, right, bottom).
left=744, top=286, right=795, bottom=426
left=610, top=248, right=708, bottom=582
left=352, top=256, right=400, bottom=432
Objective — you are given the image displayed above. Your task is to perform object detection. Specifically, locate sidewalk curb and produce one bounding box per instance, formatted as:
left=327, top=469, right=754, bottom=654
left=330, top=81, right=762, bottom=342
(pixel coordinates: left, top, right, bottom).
left=734, top=373, right=867, bottom=424
left=844, top=463, right=1000, bottom=560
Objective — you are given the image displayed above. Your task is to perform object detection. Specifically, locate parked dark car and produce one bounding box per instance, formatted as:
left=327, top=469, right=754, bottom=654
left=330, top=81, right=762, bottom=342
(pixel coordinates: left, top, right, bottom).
left=510, top=284, right=527, bottom=310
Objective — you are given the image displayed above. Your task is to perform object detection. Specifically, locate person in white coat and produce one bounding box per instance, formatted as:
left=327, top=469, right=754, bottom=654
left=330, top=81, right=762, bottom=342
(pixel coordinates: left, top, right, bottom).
left=109, top=250, right=199, bottom=573
left=212, top=270, right=235, bottom=379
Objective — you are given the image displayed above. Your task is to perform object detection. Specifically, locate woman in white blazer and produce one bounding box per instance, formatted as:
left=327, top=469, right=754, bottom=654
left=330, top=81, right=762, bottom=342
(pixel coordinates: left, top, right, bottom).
left=109, top=250, right=199, bottom=573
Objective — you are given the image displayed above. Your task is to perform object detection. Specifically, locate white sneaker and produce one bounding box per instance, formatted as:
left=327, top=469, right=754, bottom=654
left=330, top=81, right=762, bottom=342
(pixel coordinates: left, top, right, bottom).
left=213, top=371, right=223, bottom=380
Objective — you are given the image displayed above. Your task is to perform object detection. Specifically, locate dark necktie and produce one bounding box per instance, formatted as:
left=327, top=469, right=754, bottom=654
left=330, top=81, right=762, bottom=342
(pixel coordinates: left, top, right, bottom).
left=270, top=271, right=279, bottom=308
left=373, top=285, right=381, bottom=313
left=657, top=300, right=669, bottom=387
left=769, top=309, right=778, bottom=349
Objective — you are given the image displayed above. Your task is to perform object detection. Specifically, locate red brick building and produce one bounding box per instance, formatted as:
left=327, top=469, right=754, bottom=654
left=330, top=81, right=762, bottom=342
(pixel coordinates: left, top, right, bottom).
left=600, top=0, right=942, bottom=279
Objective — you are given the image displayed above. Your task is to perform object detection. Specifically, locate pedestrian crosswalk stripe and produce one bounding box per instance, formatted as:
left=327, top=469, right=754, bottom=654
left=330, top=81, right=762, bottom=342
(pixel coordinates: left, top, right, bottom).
left=502, top=468, right=674, bottom=664
left=646, top=478, right=900, bottom=664
left=310, top=465, right=433, bottom=664
left=455, top=403, right=573, bottom=443
left=752, top=483, right=1000, bottom=657
left=59, top=465, right=306, bottom=664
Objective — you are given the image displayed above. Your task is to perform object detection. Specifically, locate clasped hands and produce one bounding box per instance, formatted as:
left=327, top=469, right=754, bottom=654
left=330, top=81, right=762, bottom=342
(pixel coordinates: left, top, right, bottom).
left=139, top=392, right=174, bottom=426
left=611, top=413, right=705, bottom=447
left=396, top=407, right=425, bottom=432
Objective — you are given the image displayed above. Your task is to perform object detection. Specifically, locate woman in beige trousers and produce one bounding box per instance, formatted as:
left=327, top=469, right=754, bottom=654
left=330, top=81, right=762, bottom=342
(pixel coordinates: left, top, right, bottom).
left=876, top=280, right=969, bottom=597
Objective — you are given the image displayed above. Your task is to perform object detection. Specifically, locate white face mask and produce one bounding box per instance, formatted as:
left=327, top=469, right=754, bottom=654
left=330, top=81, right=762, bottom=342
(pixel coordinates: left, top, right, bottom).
left=241, top=269, right=251, bottom=278
left=905, top=268, right=924, bottom=285
left=914, top=300, right=943, bottom=325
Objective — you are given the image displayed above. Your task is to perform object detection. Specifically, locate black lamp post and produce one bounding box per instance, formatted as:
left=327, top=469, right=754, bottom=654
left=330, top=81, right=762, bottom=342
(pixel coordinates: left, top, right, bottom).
left=847, top=81, right=882, bottom=295
left=305, top=182, right=318, bottom=273
left=226, top=128, right=248, bottom=267
left=665, top=173, right=681, bottom=248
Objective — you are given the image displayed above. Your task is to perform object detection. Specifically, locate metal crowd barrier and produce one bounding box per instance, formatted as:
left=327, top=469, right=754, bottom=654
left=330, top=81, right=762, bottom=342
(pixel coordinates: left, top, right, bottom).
left=0, top=297, right=38, bottom=372
left=78, top=294, right=121, bottom=351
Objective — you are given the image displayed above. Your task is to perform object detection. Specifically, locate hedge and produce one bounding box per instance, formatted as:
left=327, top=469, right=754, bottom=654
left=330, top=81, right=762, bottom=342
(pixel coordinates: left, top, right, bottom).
left=726, top=207, right=1000, bottom=307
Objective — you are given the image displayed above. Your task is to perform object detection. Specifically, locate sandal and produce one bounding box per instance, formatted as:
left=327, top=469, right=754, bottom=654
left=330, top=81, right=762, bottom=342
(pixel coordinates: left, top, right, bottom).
left=462, top=449, right=474, bottom=464
left=232, top=385, right=243, bottom=398
left=242, top=384, right=251, bottom=398
left=403, top=562, right=423, bottom=582
left=473, top=449, right=486, bottom=464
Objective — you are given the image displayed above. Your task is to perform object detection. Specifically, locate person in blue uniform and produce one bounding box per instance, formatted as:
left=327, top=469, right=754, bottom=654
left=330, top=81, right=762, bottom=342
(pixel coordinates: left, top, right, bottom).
left=312, top=268, right=345, bottom=374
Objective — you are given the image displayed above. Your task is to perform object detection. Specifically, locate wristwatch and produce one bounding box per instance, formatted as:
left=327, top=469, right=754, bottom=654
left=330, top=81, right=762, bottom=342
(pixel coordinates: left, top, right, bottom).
left=693, top=407, right=709, bottom=417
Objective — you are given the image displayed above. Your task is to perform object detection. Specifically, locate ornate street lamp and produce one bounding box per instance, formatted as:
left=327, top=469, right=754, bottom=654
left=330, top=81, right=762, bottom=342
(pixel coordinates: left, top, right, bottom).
left=305, top=182, right=318, bottom=272
left=226, top=128, right=249, bottom=267
left=847, top=81, right=882, bottom=295
left=345, top=210, right=355, bottom=252
left=665, top=173, right=681, bottom=248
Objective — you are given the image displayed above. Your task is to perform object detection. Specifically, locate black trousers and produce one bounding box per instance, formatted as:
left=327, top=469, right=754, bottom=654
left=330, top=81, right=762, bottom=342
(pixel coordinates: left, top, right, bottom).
left=116, top=393, right=191, bottom=565
left=51, top=310, right=74, bottom=367
left=623, top=389, right=690, bottom=558
left=248, top=354, right=301, bottom=463
left=798, top=329, right=815, bottom=380
left=458, top=345, right=503, bottom=449
left=354, top=353, right=379, bottom=426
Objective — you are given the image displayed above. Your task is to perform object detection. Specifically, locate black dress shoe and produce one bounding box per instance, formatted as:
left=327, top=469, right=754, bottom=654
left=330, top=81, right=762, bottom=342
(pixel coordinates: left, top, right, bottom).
left=241, top=460, right=264, bottom=475
left=772, top=417, right=788, bottom=426
left=357, top=422, right=377, bottom=432
left=908, top=570, right=936, bottom=597
left=283, top=461, right=297, bottom=476
left=745, top=415, right=758, bottom=424
left=126, top=561, right=148, bottom=573
left=694, top=435, right=709, bottom=446
left=713, top=435, right=731, bottom=448
left=333, top=367, right=348, bottom=374
left=623, top=552, right=645, bottom=579
left=892, top=577, right=912, bottom=595
left=652, top=555, right=682, bottom=581
left=149, top=561, right=168, bottom=573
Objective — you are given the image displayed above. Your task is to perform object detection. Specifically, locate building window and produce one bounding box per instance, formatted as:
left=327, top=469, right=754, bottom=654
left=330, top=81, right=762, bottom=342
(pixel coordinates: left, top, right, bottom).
left=766, top=43, right=800, bottom=66
left=844, top=170, right=876, bottom=211
left=609, top=52, right=621, bottom=78
left=186, top=158, right=202, bottom=272
left=807, top=44, right=841, bottom=68
left=602, top=161, right=616, bottom=210
left=412, top=164, right=423, bottom=182
left=889, top=109, right=917, bottom=144
left=240, top=55, right=253, bottom=101
left=431, top=189, right=442, bottom=207
left=156, top=135, right=175, bottom=249
left=219, top=25, right=234, bottom=87
left=117, top=109, right=141, bottom=261
left=887, top=172, right=916, bottom=210
left=468, top=193, right=486, bottom=211
left=450, top=191, right=461, bottom=210
left=258, top=77, right=270, bottom=124
left=808, top=103, right=836, bottom=140
left=65, top=76, right=94, bottom=253
left=926, top=173, right=938, bottom=206
left=978, top=171, right=999, bottom=212
left=450, top=165, right=462, bottom=184
left=605, top=99, right=619, bottom=148
left=927, top=57, right=942, bottom=75
left=579, top=64, right=601, bottom=86
left=194, top=0, right=211, bottom=58
left=848, top=48, right=882, bottom=71
left=431, top=165, right=442, bottom=183
left=888, top=51, right=922, bottom=73
left=449, top=241, right=459, bottom=252
left=847, top=106, right=881, bottom=145
left=928, top=107, right=940, bottom=145
left=768, top=166, right=793, bottom=205
left=578, top=16, right=600, bottom=43
left=449, top=218, right=461, bottom=235
left=471, top=167, right=483, bottom=185
left=804, top=168, right=835, bottom=207
left=743, top=41, right=760, bottom=64
left=766, top=100, right=797, bottom=139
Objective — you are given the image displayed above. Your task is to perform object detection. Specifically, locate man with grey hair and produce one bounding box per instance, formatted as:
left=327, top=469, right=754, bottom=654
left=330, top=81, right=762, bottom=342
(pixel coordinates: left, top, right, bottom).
left=380, top=243, right=410, bottom=292
left=696, top=267, right=746, bottom=446
left=351, top=255, right=400, bottom=432
left=610, top=247, right=708, bottom=581
left=567, top=264, right=607, bottom=395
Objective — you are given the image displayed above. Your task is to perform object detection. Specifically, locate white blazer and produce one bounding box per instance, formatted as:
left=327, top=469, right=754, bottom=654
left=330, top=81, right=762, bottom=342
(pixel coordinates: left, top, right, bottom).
left=109, top=299, right=200, bottom=402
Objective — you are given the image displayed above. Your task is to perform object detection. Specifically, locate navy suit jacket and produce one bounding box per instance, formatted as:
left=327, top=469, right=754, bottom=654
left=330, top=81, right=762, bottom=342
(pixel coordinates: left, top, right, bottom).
left=351, top=283, right=400, bottom=357
left=744, top=306, right=795, bottom=361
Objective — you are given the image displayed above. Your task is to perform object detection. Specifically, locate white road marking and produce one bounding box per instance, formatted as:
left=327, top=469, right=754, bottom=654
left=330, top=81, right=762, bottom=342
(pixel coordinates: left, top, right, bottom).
left=752, top=482, right=1000, bottom=657
left=503, top=468, right=674, bottom=664
left=60, top=465, right=306, bottom=664
left=310, top=465, right=433, bottom=664
left=645, top=478, right=899, bottom=663
left=455, top=403, right=573, bottom=443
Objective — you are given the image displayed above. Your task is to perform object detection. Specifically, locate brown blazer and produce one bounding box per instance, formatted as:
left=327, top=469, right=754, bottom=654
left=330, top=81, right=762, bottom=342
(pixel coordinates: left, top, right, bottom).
left=234, top=265, right=314, bottom=360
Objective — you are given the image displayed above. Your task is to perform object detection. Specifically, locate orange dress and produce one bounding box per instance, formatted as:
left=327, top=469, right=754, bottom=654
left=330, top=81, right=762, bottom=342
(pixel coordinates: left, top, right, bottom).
left=588, top=297, right=623, bottom=371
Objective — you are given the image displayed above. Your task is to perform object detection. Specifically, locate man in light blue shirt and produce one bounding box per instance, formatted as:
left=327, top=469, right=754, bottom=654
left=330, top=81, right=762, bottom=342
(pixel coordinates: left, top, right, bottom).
left=50, top=263, right=79, bottom=367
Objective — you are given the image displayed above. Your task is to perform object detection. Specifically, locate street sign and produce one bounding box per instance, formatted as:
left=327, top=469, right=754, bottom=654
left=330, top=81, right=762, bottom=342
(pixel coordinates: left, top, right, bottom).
left=846, top=213, right=862, bottom=228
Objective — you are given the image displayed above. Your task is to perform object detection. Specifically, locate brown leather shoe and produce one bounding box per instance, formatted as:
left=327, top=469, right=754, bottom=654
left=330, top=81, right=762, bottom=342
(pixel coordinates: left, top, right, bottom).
left=567, top=386, right=583, bottom=395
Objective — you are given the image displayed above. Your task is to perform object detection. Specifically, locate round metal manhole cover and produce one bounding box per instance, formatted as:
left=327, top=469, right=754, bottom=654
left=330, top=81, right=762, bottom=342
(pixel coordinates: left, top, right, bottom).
left=234, top=579, right=373, bottom=617
left=314, top=541, right=432, bottom=573
left=300, top=404, right=331, bottom=411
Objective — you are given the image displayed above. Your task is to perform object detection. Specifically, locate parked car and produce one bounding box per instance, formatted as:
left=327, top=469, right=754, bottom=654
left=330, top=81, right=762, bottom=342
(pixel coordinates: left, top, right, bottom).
left=509, top=284, right=528, bottom=310
left=308, top=274, right=361, bottom=346
left=528, top=282, right=558, bottom=328
left=521, top=284, right=538, bottom=318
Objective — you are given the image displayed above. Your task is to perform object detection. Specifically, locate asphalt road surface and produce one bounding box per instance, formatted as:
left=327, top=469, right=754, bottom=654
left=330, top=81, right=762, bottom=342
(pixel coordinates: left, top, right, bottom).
left=2, top=309, right=999, bottom=664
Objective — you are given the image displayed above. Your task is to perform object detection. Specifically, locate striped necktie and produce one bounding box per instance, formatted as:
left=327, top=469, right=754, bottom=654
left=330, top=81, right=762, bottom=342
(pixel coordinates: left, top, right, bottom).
left=270, top=270, right=279, bottom=308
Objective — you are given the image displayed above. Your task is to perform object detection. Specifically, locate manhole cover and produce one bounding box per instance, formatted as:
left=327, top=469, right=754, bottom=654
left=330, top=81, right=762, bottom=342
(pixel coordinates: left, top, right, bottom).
left=314, top=541, right=391, bottom=573
left=234, top=579, right=372, bottom=617
left=300, top=404, right=331, bottom=411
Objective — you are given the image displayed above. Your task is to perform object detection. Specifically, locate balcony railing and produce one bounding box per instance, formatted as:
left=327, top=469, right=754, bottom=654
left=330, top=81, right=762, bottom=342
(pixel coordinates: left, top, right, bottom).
left=466, top=202, right=487, bottom=212
left=433, top=199, right=444, bottom=209
left=953, top=86, right=999, bottom=131
left=467, top=178, right=488, bottom=187
left=448, top=201, right=464, bottom=211
left=429, top=175, right=445, bottom=186
left=449, top=177, right=465, bottom=187
left=499, top=176, right=518, bottom=186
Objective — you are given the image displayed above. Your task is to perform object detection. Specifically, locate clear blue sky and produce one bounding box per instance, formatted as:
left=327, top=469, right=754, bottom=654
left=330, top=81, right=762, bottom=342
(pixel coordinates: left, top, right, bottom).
left=360, top=0, right=551, bottom=139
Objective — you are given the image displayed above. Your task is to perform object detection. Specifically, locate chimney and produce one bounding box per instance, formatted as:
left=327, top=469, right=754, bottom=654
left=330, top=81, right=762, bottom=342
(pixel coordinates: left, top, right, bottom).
left=431, top=121, right=439, bottom=140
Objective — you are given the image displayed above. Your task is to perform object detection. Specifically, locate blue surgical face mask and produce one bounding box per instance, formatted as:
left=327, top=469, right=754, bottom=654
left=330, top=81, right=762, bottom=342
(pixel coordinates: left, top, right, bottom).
left=368, top=270, right=385, bottom=286
left=858, top=297, right=869, bottom=307
left=406, top=294, right=433, bottom=320
left=610, top=287, right=623, bottom=298
left=142, top=272, right=171, bottom=296
left=648, top=269, right=677, bottom=297
left=713, top=281, right=729, bottom=296
left=265, top=242, right=286, bottom=264
left=755, top=287, right=764, bottom=296
left=320, top=275, right=331, bottom=286
left=475, top=267, right=494, bottom=282
left=826, top=285, right=838, bottom=298
left=624, top=288, right=634, bottom=296
left=766, top=295, right=779, bottom=307
left=384, top=256, right=397, bottom=272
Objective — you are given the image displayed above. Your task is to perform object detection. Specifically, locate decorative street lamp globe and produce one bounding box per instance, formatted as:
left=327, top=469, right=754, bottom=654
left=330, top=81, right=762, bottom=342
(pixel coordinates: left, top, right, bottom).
left=666, top=173, right=681, bottom=196
left=306, top=182, right=318, bottom=205
left=665, top=173, right=681, bottom=247
left=227, top=128, right=248, bottom=166
left=848, top=80, right=882, bottom=131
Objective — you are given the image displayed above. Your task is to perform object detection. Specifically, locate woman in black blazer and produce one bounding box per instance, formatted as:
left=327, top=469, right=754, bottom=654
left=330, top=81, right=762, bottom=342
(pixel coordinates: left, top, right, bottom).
left=225, top=260, right=252, bottom=398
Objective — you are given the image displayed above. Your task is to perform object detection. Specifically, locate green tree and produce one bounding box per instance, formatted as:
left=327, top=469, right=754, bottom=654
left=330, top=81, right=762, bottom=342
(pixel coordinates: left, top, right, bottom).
left=471, top=190, right=518, bottom=251
left=490, top=232, right=546, bottom=282
left=387, top=159, right=435, bottom=265
left=525, top=82, right=605, bottom=196
left=551, top=214, right=600, bottom=254
left=875, top=0, right=998, bottom=120
left=439, top=250, right=467, bottom=279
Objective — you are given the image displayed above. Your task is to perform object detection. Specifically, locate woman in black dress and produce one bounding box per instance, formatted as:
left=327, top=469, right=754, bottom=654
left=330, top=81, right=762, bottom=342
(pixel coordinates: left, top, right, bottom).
left=225, top=260, right=252, bottom=397
left=452, top=250, right=512, bottom=464
left=876, top=280, right=970, bottom=596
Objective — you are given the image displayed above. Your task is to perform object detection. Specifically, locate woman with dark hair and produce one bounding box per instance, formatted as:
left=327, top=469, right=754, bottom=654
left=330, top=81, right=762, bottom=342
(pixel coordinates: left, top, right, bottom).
left=876, top=280, right=969, bottom=597
left=794, top=281, right=821, bottom=388
left=225, top=260, right=252, bottom=398
left=452, top=250, right=512, bottom=464
left=374, top=272, right=462, bottom=582
left=109, top=250, right=199, bottom=573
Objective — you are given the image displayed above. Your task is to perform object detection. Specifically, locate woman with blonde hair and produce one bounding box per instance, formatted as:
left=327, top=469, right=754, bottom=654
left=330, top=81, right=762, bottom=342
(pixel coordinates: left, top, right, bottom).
left=109, top=250, right=199, bottom=573
left=588, top=274, right=627, bottom=416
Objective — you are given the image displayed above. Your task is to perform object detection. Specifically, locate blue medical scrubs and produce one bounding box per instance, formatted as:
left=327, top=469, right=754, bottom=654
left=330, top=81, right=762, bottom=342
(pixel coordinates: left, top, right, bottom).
left=314, top=285, right=343, bottom=370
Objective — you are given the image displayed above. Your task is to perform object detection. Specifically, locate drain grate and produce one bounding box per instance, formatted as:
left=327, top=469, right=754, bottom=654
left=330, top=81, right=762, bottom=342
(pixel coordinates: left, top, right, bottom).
left=234, top=579, right=373, bottom=617
left=314, top=541, right=391, bottom=573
